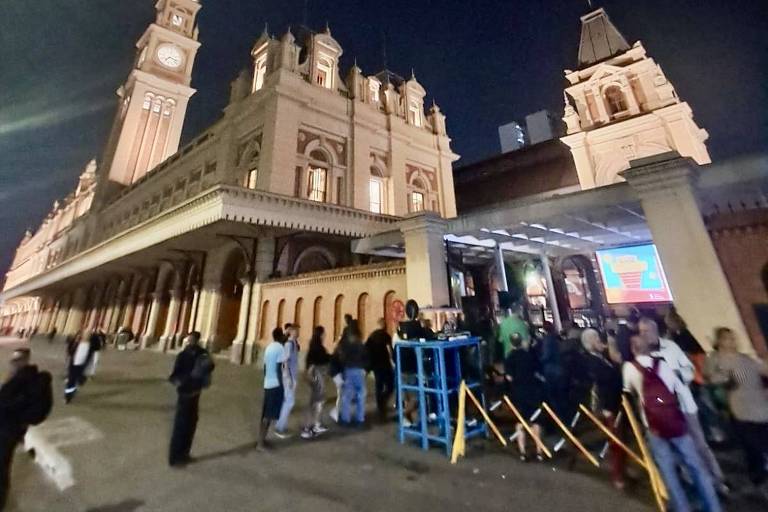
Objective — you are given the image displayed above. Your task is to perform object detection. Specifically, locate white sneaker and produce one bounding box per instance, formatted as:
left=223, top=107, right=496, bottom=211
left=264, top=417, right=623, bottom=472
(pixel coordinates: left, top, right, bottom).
left=274, top=430, right=293, bottom=439
left=313, top=425, right=329, bottom=434
left=300, top=429, right=315, bottom=440
left=402, top=418, right=413, bottom=428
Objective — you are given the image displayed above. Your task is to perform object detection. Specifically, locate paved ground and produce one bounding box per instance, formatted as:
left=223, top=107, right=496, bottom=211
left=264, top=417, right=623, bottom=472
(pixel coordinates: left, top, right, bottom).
left=0, top=337, right=760, bottom=512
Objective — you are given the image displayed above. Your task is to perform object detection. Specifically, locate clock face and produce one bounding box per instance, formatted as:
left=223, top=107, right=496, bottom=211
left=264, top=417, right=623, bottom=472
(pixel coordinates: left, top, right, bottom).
left=156, top=44, right=184, bottom=69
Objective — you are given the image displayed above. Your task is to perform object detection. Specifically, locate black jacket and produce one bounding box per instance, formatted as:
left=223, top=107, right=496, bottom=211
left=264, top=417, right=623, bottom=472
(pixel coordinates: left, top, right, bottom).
left=169, top=345, right=210, bottom=395
left=0, top=365, right=39, bottom=437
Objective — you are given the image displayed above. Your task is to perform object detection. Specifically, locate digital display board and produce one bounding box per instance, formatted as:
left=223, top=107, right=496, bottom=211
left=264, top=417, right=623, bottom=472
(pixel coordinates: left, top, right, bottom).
left=596, top=244, right=672, bottom=304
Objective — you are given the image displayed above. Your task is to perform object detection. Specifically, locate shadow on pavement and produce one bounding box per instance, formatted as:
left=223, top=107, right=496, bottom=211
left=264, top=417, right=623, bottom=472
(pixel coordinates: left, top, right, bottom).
left=85, top=498, right=145, bottom=512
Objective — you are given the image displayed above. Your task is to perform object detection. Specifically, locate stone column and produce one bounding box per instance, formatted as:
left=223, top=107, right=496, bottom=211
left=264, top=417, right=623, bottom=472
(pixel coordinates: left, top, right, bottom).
left=63, top=288, right=88, bottom=336
left=121, top=276, right=141, bottom=332
left=187, top=285, right=201, bottom=334
left=54, top=297, right=71, bottom=334
left=400, top=213, right=450, bottom=308
left=200, top=290, right=222, bottom=350
left=131, top=279, right=151, bottom=335
left=244, top=237, right=276, bottom=364
left=622, top=157, right=752, bottom=352
left=230, top=275, right=254, bottom=363
left=140, top=292, right=162, bottom=349
left=159, top=289, right=183, bottom=352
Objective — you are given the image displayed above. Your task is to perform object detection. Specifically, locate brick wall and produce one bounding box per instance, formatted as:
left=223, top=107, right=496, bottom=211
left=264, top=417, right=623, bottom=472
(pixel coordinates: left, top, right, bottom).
left=708, top=208, right=768, bottom=355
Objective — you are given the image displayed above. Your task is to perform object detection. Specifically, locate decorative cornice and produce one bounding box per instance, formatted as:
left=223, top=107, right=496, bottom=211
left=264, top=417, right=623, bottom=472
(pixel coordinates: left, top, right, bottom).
left=263, top=261, right=404, bottom=288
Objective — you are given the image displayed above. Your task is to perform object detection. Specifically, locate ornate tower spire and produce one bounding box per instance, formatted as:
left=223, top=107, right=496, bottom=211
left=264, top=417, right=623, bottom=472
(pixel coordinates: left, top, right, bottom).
left=561, top=6, right=710, bottom=189
left=97, top=0, right=202, bottom=200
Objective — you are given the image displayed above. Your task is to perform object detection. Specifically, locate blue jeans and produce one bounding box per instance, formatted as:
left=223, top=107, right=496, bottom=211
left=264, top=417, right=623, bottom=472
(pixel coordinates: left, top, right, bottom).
left=341, top=368, right=367, bottom=423
left=647, top=433, right=721, bottom=512
left=275, top=378, right=296, bottom=432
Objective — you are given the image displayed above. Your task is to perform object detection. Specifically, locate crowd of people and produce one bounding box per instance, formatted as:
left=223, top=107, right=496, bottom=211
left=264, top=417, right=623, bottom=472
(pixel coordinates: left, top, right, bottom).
left=168, top=315, right=397, bottom=463
left=2, top=303, right=767, bottom=511
left=495, top=306, right=768, bottom=509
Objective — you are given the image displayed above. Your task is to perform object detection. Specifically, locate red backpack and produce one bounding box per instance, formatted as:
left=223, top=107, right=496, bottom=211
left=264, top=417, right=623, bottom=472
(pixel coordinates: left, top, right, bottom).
left=633, top=359, right=687, bottom=439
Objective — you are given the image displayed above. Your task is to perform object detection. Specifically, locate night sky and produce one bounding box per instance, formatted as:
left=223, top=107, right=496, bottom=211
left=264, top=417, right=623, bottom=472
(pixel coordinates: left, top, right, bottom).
left=0, top=0, right=766, bottom=277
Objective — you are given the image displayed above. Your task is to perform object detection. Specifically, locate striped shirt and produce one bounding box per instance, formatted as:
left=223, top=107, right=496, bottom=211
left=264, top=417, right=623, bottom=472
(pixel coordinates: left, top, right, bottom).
left=705, top=352, right=768, bottom=423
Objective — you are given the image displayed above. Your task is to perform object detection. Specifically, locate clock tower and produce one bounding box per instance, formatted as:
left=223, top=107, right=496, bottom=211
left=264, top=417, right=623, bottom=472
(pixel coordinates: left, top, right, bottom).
left=99, top=0, right=201, bottom=195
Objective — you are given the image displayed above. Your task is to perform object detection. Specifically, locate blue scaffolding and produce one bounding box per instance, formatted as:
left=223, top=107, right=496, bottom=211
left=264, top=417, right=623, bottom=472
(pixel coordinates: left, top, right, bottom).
left=395, top=336, right=487, bottom=456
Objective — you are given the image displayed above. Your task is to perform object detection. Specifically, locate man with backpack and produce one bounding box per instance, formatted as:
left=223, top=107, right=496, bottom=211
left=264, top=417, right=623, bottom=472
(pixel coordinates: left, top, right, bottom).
left=168, top=331, right=214, bottom=467
left=0, top=348, right=53, bottom=510
left=623, top=334, right=721, bottom=512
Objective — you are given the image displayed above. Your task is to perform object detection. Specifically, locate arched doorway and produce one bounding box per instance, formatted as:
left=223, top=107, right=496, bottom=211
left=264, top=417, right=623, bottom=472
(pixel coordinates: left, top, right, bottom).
left=333, top=294, right=344, bottom=340
left=294, top=298, right=304, bottom=327
left=357, top=293, right=369, bottom=337
left=259, top=300, right=270, bottom=340
left=215, top=249, right=246, bottom=351
left=313, top=296, right=322, bottom=329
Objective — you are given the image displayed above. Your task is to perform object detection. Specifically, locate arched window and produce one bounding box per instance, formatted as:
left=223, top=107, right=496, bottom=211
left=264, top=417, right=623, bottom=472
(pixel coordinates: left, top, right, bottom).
left=357, top=293, right=369, bottom=337
left=307, top=150, right=328, bottom=202
left=253, top=53, right=268, bottom=92
left=369, top=167, right=385, bottom=214
left=259, top=300, right=270, bottom=339
left=605, top=86, right=627, bottom=116
left=313, top=296, right=323, bottom=329
left=333, top=294, right=344, bottom=341
left=408, top=101, right=422, bottom=127
left=245, top=168, right=258, bottom=189
left=316, top=54, right=334, bottom=89
left=294, top=297, right=304, bottom=327
left=276, top=298, right=286, bottom=329
left=410, top=177, right=427, bottom=213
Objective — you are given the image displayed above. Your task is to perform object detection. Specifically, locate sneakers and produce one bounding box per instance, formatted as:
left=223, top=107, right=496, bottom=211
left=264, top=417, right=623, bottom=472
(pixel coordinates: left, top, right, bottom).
left=273, top=430, right=293, bottom=439
left=312, top=424, right=329, bottom=434
left=300, top=428, right=315, bottom=440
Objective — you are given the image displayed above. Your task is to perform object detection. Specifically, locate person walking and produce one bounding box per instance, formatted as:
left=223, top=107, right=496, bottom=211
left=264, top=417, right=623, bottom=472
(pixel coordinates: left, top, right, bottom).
left=639, top=317, right=729, bottom=495
left=0, top=349, right=53, bottom=510
left=504, top=333, right=545, bottom=462
left=339, top=323, right=369, bottom=426
left=582, top=329, right=626, bottom=489
left=538, top=321, right=565, bottom=418
left=301, top=326, right=331, bottom=439
left=85, top=329, right=105, bottom=379
left=275, top=324, right=300, bottom=438
left=666, top=309, right=724, bottom=443
left=258, top=327, right=287, bottom=450
left=168, top=331, right=213, bottom=467
left=497, top=305, right=529, bottom=360
left=366, top=318, right=394, bottom=421
left=623, top=334, right=721, bottom=512
left=705, top=327, right=768, bottom=501
left=64, top=331, right=96, bottom=403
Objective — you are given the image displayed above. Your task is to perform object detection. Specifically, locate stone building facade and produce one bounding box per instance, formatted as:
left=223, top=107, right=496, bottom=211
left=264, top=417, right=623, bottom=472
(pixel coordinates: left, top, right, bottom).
left=0, top=0, right=458, bottom=362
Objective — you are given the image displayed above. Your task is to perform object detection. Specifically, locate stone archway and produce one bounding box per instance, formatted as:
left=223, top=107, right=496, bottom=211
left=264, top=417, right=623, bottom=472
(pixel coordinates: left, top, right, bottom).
left=214, top=248, right=246, bottom=351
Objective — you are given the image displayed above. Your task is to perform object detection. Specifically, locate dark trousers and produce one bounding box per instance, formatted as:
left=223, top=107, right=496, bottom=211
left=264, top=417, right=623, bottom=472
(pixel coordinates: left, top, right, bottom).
left=64, top=363, right=86, bottom=401
left=733, top=419, right=768, bottom=485
left=373, top=367, right=395, bottom=415
left=169, top=393, right=200, bottom=465
left=0, top=430, right=20, bottom=512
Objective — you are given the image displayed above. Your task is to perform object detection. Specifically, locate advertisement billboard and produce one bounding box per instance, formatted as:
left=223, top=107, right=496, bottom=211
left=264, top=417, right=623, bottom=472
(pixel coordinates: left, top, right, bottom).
left=596, top=244, right=672, bottom=304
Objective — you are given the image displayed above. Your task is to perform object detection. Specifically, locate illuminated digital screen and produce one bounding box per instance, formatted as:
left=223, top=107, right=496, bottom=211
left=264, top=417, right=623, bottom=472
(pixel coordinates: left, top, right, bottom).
left=596, top=244, right=672, bottom=304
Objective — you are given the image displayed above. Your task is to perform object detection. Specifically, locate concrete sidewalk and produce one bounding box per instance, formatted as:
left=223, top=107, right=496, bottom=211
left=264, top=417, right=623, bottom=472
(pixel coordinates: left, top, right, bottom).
left=0, top=337, right=754, bottom=511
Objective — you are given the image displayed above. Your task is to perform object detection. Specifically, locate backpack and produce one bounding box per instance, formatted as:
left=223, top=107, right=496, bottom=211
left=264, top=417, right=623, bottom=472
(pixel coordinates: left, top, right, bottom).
left=190, top=351, right=215, bottom=388
left=633, top=359, right=687, bottom=439
left=23, top=370, right=54, bottom=426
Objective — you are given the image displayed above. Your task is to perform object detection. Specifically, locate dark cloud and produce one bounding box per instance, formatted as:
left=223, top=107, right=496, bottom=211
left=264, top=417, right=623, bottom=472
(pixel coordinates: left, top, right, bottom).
left=1, top=0, right=765, bottom=277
